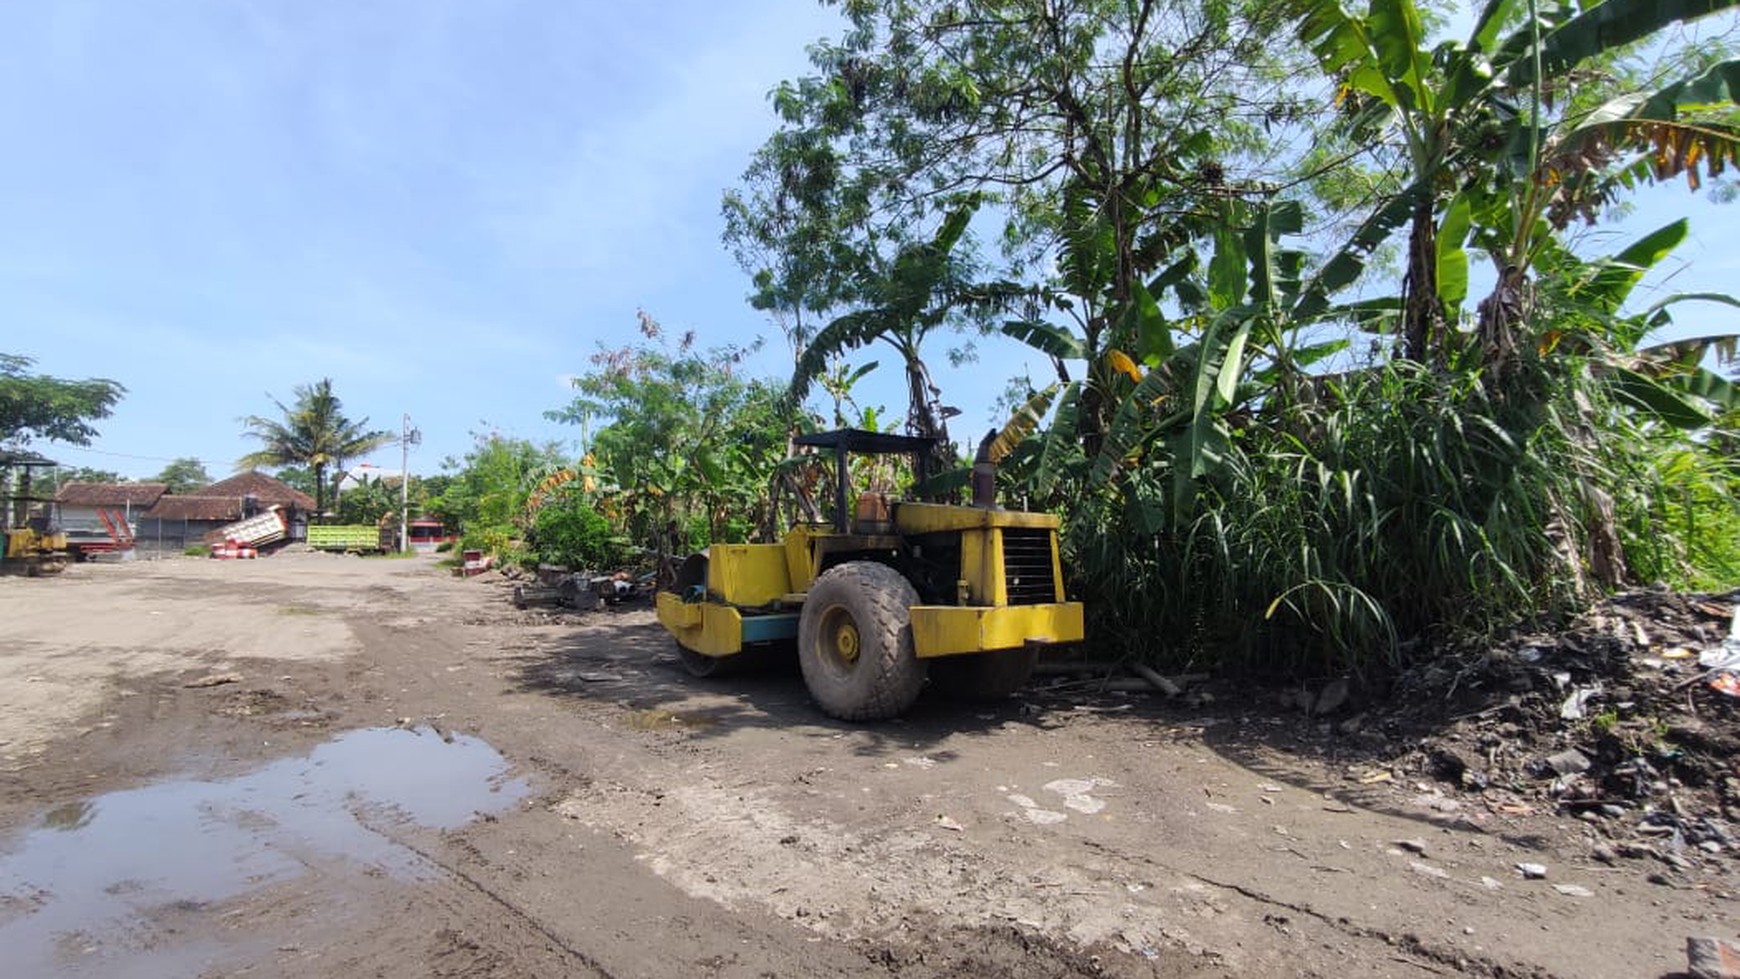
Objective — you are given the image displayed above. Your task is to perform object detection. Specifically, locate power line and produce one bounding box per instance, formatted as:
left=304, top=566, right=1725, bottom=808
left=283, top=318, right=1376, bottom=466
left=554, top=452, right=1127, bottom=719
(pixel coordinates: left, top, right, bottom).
left=32, top=444, right=228, bottom=467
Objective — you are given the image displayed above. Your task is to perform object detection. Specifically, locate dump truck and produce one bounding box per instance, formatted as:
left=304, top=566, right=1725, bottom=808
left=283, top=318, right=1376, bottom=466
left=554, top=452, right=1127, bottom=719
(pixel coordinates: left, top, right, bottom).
left=211, top=507, right=288, bottom=549
left=657, top=429, right=1084, bottom=721
left=306, top=524, right=385, bottom=552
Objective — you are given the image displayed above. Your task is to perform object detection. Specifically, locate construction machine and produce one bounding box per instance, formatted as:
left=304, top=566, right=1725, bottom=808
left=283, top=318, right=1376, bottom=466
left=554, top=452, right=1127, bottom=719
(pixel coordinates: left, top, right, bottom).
left=656, top=429, right=1083, bottom=721
left=1, top=451, right=68, bottom=576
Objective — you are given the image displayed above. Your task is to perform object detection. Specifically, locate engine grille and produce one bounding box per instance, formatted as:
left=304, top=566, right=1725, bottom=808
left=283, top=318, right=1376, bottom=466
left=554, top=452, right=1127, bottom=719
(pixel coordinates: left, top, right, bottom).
left=1002, top=528, right=1057, bottom=605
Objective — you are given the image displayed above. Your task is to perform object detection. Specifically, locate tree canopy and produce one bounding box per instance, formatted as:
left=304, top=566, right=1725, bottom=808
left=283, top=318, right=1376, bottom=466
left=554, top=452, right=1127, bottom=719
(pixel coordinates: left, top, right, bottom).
left=711, top=0, right=1740, bottom=673
left=153, top=457, right=211, bottom=495
left=0, top=354, right=125, bottom=448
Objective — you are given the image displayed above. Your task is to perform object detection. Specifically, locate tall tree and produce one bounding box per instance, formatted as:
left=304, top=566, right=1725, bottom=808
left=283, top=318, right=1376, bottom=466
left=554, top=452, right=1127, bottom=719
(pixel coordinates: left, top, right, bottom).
left=727, top=0, right=1305, bottom=443
left=237, top=379, right=391, bottom=514
left=0, top=354, right=125, bottom=447
left=153, top=457, right=210, bottom=494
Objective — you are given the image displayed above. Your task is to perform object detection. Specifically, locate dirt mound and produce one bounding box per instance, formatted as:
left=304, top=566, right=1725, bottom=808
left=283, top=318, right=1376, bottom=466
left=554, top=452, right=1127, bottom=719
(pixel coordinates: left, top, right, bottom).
left=1378, top=588, right=1739, bottom=873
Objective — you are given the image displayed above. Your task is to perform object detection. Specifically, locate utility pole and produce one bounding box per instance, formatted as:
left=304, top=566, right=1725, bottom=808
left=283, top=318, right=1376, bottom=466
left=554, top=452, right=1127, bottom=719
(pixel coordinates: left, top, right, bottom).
left=399, top=413, right=421, bottom=554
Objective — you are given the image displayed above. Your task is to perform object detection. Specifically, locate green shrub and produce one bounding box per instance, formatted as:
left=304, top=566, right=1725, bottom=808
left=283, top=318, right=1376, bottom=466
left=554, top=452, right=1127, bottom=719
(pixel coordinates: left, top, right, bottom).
left=531, top=496, right=628, bottom=569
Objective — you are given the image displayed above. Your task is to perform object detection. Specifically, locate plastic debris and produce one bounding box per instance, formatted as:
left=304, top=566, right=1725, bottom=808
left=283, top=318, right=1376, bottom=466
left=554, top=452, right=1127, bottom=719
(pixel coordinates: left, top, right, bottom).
left=1687, top=936, right=1740, bottom=979
left=1700, top=646, right=1740, bottom=671
left=1559, top=685, right=1601, bottom=720
left=1515, top=862, right=1548, bottom=879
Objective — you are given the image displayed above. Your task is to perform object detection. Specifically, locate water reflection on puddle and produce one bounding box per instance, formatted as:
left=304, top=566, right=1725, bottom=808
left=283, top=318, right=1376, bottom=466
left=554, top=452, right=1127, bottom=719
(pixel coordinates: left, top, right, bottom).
left=0, top=726, right=528, bottom=978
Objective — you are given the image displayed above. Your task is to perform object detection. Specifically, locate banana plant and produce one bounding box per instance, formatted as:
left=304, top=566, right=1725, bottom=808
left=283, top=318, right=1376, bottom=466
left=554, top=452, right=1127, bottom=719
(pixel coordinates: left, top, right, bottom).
left=1085, top=200, right=1348, bottom=527
left=788, top=202, right=980, bottom=485
left=1285, top=0, right=1740, bottom=368
left=1534, top=217, right=1740, bottom=427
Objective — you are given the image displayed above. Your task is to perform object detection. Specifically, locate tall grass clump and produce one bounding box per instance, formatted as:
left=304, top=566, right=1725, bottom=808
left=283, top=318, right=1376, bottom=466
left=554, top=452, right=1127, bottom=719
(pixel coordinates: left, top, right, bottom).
left=1066, top=357, right=1739, bottom=679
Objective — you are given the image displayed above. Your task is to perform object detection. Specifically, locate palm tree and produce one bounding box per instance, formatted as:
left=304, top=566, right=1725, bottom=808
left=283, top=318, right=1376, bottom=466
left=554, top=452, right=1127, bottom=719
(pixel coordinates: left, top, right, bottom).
left=238, top=379, right=392, bottom=514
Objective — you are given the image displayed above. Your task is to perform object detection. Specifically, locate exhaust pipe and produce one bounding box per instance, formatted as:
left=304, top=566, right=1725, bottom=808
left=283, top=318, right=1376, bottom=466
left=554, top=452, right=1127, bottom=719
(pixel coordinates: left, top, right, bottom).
left=972, top=429, right=998, bottom=509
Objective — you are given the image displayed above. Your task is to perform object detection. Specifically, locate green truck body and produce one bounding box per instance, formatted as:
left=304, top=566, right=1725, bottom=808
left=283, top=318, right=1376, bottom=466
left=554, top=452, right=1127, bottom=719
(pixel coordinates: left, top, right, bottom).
left=306, top=524, right=385, bottom=552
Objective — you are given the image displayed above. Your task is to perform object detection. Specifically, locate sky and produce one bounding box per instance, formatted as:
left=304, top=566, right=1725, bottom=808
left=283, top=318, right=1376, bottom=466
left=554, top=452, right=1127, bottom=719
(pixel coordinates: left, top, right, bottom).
left=2, top=1, right=1737, bottom=483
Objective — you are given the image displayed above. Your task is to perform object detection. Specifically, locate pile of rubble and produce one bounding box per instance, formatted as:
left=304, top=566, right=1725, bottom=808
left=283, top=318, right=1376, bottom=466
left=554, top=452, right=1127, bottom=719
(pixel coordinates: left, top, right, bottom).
left=1371, top=588, right=1740, bottom=875
left=500, top=564, right=655, bottom=612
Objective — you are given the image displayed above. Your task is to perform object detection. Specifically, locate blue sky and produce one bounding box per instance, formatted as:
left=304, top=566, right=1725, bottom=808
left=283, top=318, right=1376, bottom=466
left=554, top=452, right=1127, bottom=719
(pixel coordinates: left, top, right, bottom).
left=3, top=1, right=1736, bottom=482
left=1, top=0, right=868, bottom=480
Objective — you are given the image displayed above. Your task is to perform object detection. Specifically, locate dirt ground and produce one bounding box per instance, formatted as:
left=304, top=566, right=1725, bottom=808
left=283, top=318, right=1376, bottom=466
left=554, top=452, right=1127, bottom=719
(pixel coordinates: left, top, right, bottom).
left=0, top=553, right=1733, bottom=979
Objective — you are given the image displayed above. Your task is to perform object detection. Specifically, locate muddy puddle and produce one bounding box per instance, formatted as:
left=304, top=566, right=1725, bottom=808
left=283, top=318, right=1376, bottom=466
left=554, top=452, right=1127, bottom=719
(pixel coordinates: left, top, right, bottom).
left=0, top=725, right=528, bottom=978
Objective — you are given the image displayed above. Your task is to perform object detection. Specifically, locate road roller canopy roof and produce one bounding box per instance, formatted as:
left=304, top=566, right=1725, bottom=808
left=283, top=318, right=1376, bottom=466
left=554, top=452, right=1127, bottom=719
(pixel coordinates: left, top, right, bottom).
left=0, top=450, right=62, bottom=470
left=791, top=429, right=936, bottom=456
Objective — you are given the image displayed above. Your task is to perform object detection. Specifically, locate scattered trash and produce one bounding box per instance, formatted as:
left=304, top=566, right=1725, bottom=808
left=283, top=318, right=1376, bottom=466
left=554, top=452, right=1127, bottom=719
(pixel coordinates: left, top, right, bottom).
left=934, top=815, right=963, bottom=832
left=1686, top=936, right=1740, bottom=979
left=1393, top=839, right=1428, bottom=855
left=183, top=673, right=242, bottom=688
left=1559, top=684, right=1602, bottom=720
left=1552, top=883, right=1593, bottom=897
left=1515, top=862, right=1548, bottom=879
left=1697, top=605, right=1740, bottom=698
left=1700, top=647, right=1740, bottom=672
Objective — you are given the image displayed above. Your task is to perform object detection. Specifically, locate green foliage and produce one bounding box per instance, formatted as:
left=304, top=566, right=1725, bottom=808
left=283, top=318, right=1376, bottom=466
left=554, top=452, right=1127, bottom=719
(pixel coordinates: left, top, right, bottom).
left=237, top=379, right=391, bottom=514
left=530, top=488, right=628, bottom=570
left=1067, top=353, right=1740, bottom=676
left=37, top=466, right=123, bottom=492
left=0, top=354, right=125, bottom=448
left=547, top=315, right=792, bottom=549
left=427, top=433, right=567, bottom=558
left=334, top=476, right=398, bottom=526
left=271, top=465, right=319, bottom=499
left=1286, top=0, right=1740, bottom=367
left=693, top=0, right=1740, bottom=682
left=153, top=457, right=210, bottom=494
left=331, top=472, right=439, bottom=529
left=1021, top=181, right=1740, bottom=675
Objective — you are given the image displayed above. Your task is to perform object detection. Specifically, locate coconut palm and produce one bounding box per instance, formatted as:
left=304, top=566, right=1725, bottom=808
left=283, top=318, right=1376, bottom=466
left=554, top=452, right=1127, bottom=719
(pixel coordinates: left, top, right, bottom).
left=238, top=379, right=391, bottom=514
